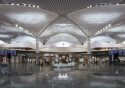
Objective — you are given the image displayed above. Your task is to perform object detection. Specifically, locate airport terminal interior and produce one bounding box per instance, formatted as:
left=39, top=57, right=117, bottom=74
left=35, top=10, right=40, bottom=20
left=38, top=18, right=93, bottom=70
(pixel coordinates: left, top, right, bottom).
left=1, top=0, right=125, bottom=88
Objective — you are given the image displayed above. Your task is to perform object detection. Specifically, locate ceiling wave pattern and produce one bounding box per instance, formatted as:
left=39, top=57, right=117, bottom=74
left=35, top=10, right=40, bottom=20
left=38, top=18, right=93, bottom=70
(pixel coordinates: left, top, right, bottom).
left=95, top=20, right=125, bottom=43
left=68, top=5, right=125, bottom=36
left=1, top=0, right=122, bottom=14
left=0, top=20, right=31, bottom=43
left=0, top=4, right=58, bottom=36
left=40, top=17, right=87, bottom=44
left=46, top=33, right=81, bottom=44
left=0, top=0, right=125, bottom=44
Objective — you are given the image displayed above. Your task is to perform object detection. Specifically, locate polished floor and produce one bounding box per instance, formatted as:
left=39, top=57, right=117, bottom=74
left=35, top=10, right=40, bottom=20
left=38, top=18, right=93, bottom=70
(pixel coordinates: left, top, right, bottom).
left=0, top=62, right=125, bottom=88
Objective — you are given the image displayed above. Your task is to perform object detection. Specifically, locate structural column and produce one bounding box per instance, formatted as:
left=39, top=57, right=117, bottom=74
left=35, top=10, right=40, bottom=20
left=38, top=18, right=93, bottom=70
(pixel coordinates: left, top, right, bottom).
left=87, top=36, right=91, bottom=65
left=36, top=37, right=39, bottom=65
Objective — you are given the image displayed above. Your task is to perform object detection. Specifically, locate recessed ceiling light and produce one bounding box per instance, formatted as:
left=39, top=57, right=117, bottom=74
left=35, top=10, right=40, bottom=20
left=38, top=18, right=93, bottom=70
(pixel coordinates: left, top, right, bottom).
left=53, top=23, right=73, bottom=29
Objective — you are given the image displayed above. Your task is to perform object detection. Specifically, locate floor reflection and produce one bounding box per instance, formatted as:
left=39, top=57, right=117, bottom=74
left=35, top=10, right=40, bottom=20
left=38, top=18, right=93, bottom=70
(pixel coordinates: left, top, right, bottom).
left=0, top=63, right=125, bottom=88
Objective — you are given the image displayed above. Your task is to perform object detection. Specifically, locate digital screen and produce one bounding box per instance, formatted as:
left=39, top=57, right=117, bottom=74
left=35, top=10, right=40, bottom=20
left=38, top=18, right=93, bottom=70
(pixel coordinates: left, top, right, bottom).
left=113, top=50, right=119, bottom=54
left=0, top=50, right=16, bottom=56
left=109, top=50, right=114, bottom=55
left=118, top=50, right=123, bottom=55
left=123, top=50, right=125, bottom=55
left=0, top=50, right=4, bottom=55
left=109, top=50, right=124, bottom=56
left=3, top=50, right=8, bottom=55
left=12, top=50, right=16, bottom=56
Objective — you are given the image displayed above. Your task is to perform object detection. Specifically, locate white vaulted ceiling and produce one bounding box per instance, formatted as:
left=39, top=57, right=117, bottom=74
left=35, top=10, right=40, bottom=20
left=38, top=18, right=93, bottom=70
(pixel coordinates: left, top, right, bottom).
left=0, top=4, right=58, bottom=36
left=95, top=19, right=125, bottom=43
left=11, top=35, right=37, bottom=43
left=1, top=0, right=122, bottom=14
left=0, top=0, right=125, bottom=48
left=67, top=5, right=125, bottom=36
left=40, top=17, right=87, bottom=44
left=90, top=35, right=116, bottom=43
left=46, top=33, right=81, bottom=44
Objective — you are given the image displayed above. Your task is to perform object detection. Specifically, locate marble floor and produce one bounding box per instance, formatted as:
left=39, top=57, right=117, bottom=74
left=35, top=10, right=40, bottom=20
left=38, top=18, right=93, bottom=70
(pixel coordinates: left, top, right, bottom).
left=0, top=62, right=125, bottom=88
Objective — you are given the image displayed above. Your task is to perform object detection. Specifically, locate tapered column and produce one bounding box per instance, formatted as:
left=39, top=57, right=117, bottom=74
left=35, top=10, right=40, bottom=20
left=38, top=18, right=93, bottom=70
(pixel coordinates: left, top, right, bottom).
left=36, top=37, right=39, bottom=65
left=87, top=36, right=91, bottom=65
left=36, top=37, right=39, bottom=53
left=87, top=36, right=91, bottom=54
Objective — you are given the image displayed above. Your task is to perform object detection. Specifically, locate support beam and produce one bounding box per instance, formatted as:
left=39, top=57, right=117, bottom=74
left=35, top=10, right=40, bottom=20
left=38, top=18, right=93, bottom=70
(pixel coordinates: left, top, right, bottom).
left=87, top=36, right=91, bottom=65
left=87, top=36, right=91, bottom=54
left=66, top=17, right=88, bottom=36
left=36, top=37, right=39, bottom=53
left=36, top=37, right=39, bottom=65
left=38, top=17, right=60, bottom=36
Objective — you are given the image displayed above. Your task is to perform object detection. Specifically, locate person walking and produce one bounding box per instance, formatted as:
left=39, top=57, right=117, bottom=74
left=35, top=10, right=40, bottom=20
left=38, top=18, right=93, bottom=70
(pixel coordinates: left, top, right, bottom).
left=7, top=52, right=11, bottom=64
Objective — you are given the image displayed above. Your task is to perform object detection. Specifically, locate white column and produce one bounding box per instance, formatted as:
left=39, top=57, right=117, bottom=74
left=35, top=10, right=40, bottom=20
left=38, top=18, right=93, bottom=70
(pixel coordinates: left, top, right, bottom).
left=36, top=37, right=39, bottom=65
left=87, top=36, right=91, bottom=65
left=87, top=36, right=91, bottom=54
left=36, top=37, right=39, bottom=53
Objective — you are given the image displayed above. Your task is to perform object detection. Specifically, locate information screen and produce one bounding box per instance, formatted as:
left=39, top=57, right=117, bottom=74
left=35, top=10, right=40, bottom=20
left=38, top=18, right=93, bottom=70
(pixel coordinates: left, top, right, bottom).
left=109, top=50, right=124, bottom=56
left=0, top=50, right=16, bottom=55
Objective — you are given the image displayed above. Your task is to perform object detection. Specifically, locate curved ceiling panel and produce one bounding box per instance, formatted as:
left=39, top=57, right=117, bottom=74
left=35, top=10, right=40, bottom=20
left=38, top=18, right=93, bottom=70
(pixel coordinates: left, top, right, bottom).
left=0, top=20, right=33, bottom=43
left=46, top=33, right=81, bottom=44
left=0, top=40, right=6, bottom=44
left=122, top=41, right=125, bottom=44
left=0, top=20, right=25, bottom=34
left=11, top=35, right=42, bottom=44
left=0, top=4, right=58, bottom=36
left=40, top=17, right=87, bottom=44
left=0, top=1, right=125, bottom=45
left=11, top=35, right=35, bottom=43
left=67, top=5, right=125, bottom=36
left=95, top=20, right=125, bottom=43
left=2, top=0, right=122, bottom=14
left=91, top=35, right=116, bottom=43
